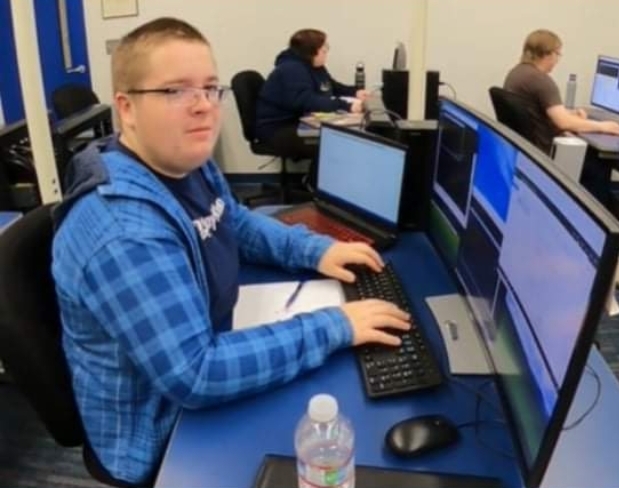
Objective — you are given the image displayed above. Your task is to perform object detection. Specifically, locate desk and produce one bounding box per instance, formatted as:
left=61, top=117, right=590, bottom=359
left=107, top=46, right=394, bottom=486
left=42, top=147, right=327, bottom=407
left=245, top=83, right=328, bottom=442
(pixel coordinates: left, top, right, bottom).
left=156, top=234, right=506, bottom=486
left=297, top=95, right=393, bottom=139
left=54, top=103, right=113, bottom=138
left=155, top=233, right=619, bottom=488
left=52, top=104, right=114, bottom=186
left=0, top=212, right=21, bottom=233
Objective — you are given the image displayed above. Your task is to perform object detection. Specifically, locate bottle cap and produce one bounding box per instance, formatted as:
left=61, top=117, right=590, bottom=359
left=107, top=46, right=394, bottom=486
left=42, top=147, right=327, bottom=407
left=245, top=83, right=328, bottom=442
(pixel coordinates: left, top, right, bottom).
left=356, top=62, right=364, bottom=69
left=308, top=394, right=338, bottom=423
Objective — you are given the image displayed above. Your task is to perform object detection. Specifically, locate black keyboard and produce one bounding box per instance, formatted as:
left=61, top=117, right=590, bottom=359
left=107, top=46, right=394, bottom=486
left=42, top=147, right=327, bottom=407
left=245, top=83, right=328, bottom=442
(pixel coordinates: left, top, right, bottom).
left=342, top=263, right=444, bottom=398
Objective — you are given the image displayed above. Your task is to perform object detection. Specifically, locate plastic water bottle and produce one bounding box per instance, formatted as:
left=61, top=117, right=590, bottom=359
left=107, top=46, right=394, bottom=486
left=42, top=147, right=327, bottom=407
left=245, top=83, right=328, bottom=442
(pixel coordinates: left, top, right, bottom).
left=295, top=394, right=355, bottom=488
left=354, top=62, right=365, bottom=90
left=565, top=73, right=577, bottom=109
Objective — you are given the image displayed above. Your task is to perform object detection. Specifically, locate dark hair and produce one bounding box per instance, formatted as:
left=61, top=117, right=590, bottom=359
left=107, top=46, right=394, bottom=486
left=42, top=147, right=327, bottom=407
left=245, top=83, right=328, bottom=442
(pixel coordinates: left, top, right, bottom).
left=289, top=29, right=326, bottom=63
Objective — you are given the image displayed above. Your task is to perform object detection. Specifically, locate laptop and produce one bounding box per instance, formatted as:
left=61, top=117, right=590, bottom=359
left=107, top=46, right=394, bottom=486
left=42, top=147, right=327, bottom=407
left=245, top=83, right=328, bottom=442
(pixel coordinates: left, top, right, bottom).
left=275, top=123, right=407, bottom=249
left=253, top=454, right=503, bottom=488
left=585, top=55, right=619, bottom=122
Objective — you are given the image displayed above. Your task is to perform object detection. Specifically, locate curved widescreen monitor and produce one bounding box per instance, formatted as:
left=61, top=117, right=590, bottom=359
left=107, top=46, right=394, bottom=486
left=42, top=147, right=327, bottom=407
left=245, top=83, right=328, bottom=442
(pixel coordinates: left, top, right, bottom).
left=428, top=98, right=619, bottom=487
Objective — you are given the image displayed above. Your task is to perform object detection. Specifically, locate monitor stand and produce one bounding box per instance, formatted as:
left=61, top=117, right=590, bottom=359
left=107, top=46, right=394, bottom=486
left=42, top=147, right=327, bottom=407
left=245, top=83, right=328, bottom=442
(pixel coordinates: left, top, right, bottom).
left=425, top=294, right=492, bottom=375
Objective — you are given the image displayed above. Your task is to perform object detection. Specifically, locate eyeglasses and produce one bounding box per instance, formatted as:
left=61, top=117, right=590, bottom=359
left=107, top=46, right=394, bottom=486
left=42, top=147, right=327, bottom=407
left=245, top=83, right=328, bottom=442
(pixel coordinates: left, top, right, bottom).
left=127, top=85, right=230, bottom=106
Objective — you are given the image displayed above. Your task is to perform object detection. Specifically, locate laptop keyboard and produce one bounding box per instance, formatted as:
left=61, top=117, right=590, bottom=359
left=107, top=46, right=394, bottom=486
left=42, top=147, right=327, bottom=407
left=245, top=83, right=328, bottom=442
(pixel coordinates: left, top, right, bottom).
left=277, top=207, right=374, bottom=245
left=342, top=263, right=444, bottom=398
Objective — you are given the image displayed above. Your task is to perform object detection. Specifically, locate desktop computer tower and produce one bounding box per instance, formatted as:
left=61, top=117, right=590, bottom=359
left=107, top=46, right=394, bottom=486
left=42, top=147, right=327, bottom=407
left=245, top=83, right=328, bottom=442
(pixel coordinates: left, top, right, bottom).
left=424, top=70, right=440, bottom=120
left=395, top=119, right=438, bottom=230
left=381, top=69, right=409, bottom=120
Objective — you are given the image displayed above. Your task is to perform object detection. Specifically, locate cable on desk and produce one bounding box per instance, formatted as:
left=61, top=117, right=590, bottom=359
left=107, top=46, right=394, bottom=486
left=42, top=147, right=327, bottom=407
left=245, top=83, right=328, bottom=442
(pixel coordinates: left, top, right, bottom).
left=473, top=386, right=515, bottom=459
left=562, top=364, right=601, bottom=431
left=439, top=81, right=457, bottom=99
left=455, top=419, right=505, bottom=429
left=450, top=376, right=501, bottom=413
left=451, top=377, right=514, bottom=459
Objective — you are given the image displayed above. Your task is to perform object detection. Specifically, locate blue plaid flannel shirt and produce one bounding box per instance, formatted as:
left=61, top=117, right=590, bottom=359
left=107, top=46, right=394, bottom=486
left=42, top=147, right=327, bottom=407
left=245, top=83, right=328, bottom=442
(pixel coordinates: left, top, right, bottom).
left=52, top=145, right=353, bottom=484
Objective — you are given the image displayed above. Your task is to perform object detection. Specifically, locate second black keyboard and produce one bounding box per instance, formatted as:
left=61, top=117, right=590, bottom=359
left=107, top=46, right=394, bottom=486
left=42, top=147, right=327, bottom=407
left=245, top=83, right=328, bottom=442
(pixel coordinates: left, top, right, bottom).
left=342, top=263, right=444, bottom=398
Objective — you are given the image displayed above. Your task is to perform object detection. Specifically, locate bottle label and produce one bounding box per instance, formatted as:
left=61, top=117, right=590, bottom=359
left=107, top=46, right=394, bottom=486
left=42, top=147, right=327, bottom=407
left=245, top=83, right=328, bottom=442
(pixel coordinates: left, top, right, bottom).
left=297, top=455, right=355, bottom=488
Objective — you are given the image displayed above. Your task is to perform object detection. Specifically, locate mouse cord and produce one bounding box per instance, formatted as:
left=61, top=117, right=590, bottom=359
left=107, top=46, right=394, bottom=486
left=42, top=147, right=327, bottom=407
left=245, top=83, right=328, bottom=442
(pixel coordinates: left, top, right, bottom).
left=455, top=419, right=504, bottom=429
left=562, top=364, right=601, bottom=431
left=449, top=378, right=514, bottom=457
left=450, top=377, right=501, bottom=413
left=472, top=391, right=515, bottom=459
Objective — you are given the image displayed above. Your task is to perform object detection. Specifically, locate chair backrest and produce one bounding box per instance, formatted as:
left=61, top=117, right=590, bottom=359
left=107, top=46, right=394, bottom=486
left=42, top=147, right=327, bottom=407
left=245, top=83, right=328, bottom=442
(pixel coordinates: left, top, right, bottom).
left=0, top=203, right=84, bottom=447
left=488, top=86, right=537, bottom=144
left=52, top=83, right=100, bottom=120
left=231, top=70, right=265, bottom=143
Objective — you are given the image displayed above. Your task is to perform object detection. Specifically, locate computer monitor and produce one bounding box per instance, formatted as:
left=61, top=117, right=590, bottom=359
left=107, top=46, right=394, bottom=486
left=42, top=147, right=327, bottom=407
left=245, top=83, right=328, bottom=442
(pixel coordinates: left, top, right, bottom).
left=590, top=55, right=619, bottom=114
left=427, top=98, right=619, bottom=488
left=317, top=124, right=406, bottom=226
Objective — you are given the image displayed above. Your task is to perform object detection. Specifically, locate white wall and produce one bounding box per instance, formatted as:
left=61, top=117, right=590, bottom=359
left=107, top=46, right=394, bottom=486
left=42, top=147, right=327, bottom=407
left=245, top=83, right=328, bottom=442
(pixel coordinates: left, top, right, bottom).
left=426, top=0, right=619, bottom=117
left=82, top=0, right=415, bottom=173
left=82, top=0, right=619, bottom=173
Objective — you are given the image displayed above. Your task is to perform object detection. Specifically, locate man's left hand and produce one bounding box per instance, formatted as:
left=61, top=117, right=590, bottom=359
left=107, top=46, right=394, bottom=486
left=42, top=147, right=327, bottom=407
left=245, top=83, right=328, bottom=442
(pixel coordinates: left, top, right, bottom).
left=318, top=242, right=384, bottom=283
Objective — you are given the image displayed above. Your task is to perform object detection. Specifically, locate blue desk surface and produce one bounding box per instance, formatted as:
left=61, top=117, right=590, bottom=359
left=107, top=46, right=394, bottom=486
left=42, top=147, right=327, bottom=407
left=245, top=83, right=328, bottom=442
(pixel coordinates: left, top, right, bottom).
left=0, top=212, right=21, bottom=233
left=155, top=233, right=619, bottom=488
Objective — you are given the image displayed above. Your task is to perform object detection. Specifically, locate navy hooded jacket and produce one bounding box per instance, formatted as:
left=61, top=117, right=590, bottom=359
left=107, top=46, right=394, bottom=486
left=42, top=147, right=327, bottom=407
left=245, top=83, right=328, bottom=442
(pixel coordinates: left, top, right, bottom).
left=255, top=48, right=357, bottom=142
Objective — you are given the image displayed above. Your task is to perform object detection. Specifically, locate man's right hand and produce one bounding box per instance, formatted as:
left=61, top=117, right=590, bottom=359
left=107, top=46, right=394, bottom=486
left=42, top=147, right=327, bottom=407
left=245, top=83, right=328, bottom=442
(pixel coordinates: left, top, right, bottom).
left=599, top=120, right=619, bottom=135
left=340, top=299, right=410, bottom=346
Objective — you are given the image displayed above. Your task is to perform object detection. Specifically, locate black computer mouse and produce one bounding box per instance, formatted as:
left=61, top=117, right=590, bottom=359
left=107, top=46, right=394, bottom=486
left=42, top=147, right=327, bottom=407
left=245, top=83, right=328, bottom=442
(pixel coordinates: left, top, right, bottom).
left=385, top=414, right=460, bottom=458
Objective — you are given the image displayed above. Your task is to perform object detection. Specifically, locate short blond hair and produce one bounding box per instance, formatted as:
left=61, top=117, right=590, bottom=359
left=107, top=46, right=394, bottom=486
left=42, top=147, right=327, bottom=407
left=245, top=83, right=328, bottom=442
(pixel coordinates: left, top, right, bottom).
left=111, top=17, right=209, bottom=93
left=520, top=29, right=562, bottom=64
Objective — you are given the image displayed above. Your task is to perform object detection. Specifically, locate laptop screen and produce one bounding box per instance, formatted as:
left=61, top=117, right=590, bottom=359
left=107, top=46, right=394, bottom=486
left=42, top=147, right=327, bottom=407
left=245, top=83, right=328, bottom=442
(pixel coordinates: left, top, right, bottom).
left=590, top=55, right=619, bottom=113
left=317, top=125, right=406, bottom=225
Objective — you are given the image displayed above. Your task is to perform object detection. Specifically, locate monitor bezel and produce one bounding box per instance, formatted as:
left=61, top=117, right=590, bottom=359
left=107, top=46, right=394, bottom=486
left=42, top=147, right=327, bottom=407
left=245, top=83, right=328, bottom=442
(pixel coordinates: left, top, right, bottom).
left=430, top=97, right=619, bottom=488
left=315, top=122, right=409, bottom=230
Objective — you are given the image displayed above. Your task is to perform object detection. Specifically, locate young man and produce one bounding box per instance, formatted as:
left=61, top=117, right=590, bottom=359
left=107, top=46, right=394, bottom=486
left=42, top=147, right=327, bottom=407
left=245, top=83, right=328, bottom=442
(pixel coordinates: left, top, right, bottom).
left=52, top=18, right=409, bottom=485
left=504, top=29, right=619, bottom=153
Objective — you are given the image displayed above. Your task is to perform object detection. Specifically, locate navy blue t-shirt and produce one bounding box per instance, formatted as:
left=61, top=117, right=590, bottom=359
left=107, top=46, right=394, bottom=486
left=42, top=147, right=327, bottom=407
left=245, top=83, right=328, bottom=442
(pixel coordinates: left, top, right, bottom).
left=106, top=139, right=240, bottom=331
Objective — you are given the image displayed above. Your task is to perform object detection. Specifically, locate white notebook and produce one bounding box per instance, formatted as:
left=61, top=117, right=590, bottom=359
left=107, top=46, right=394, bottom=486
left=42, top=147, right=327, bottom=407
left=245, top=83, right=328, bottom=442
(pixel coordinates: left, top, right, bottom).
left=233, top=279, right=344, bottom=330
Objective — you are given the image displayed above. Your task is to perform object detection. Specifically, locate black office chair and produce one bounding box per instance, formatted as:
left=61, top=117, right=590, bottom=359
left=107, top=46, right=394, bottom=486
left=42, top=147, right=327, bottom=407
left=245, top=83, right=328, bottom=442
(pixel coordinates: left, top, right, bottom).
left=488, top=86, right=544, bottom=152
left=52, top=83, right=100, bottom=121
left=231, top=70, right=312, bottom=205
left=0, top=204, right=150, bottom=488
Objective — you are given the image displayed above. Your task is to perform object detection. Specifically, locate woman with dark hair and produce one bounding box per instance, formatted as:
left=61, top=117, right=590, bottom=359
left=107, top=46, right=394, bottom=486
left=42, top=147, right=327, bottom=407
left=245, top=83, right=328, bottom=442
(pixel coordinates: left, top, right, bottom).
left=255, top=28, right=369, bottom=161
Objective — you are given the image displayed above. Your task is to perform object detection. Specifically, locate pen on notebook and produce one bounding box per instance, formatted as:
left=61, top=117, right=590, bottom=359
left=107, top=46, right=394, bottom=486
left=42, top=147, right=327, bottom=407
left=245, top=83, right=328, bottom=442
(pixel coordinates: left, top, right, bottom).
left=284, top=281, right=306, bottom=310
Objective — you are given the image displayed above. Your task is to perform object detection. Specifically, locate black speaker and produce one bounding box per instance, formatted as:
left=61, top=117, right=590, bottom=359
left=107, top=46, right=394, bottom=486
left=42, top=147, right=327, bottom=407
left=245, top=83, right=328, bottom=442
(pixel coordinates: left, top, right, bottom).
left=381, top=69, right=409, bottom=119
left=395, top=120, right=438, bottom=230
left=424, top=70, right=440, bottom=120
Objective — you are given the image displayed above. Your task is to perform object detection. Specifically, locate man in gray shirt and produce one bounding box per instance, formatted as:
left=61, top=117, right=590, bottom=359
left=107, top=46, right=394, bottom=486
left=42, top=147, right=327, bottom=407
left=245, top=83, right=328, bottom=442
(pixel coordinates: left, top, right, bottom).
left=504, top=29, right=619, bottom=153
